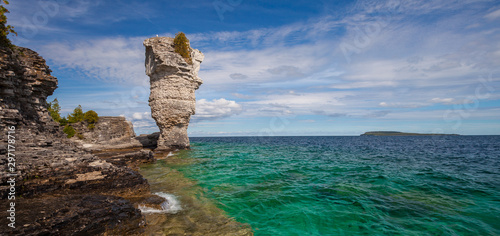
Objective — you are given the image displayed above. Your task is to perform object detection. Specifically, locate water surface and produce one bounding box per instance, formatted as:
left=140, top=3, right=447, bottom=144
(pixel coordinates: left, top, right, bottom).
left=145, top=136, right=500, bottom=235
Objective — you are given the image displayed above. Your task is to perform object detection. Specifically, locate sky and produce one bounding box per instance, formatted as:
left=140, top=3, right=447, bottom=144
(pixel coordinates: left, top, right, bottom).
left=5, top=0, right=500, bottom=136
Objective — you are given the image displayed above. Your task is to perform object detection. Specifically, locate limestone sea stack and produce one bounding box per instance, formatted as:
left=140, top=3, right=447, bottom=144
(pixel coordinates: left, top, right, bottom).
left=143, top=37, right=203, bottom=149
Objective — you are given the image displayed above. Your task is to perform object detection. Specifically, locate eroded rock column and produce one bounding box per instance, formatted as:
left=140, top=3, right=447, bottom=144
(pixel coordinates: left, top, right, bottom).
left=143, top=37, right=203, bottom=149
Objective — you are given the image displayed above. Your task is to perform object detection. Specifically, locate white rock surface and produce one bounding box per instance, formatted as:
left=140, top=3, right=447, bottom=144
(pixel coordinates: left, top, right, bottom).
left=143, top=37, right=203, bottom=149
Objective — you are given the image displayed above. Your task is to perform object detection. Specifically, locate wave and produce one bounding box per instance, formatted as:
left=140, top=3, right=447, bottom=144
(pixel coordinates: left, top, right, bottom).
left=139, top=192, right=182, bottom=214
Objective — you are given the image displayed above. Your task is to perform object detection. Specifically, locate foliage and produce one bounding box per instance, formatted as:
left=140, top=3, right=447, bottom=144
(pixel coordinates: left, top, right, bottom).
left=48, top=101, right=100, bottom=133
left=47, top=98, right=62, bottom=123
left=0, top=0, right=17, bottom=48
left=68, top=105, right=84, bottom=123
left=84, top=110, right=99, bottom=125
left=63, top=125, right=76, bottom=138
left=59, top=117, right=68, bottom=126
left=173, top=32, right=192, bottom=64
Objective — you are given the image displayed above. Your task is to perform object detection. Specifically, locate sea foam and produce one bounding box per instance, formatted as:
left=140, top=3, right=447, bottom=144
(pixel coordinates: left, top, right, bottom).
left=139, top=192, right=182, bottom=214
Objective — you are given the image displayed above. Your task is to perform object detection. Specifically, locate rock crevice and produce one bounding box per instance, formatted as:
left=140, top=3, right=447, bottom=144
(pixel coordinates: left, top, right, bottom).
left=144, top=37, right=203, bottom=149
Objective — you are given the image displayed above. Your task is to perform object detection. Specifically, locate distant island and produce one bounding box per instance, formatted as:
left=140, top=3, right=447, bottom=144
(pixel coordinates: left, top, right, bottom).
left=361, top=131, right=460, bottom=136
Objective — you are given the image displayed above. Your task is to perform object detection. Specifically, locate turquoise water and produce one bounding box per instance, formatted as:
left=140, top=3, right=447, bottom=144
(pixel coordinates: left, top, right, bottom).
left=169, top=136, right=500, bottom=235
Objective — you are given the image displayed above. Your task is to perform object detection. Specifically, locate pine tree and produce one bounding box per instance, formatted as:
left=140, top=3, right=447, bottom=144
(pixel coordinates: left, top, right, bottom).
left=173, top=32, right=192, bottom=64
left=47, top=98, right=62, bottom=123
left=0, top=0, right=17, bottom=47
left=68, top=105, right=84, bottom=123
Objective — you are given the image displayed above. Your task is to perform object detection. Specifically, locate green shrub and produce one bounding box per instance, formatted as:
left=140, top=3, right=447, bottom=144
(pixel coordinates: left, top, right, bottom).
left=173, top=32, right=192, bottom=64
left=59, top=117, right=68, bottom=126
left=76, top=133, right=84, bottom=140
left=63, top=125, right=76, bottom=138
left=84, top=110, right=99, bottom=124
left=88, top=123, right=95, bottom=130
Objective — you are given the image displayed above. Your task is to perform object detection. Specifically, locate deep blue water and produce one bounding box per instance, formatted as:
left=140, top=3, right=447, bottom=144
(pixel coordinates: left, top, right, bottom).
left=167, top=135, right=500, bottom=235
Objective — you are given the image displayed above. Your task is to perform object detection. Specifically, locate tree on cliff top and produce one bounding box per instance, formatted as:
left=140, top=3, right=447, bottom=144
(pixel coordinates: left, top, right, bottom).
left=174, top=32, right=192, bottom=64
left=83, top=110, right=99, bottom=129
left=0, top=0, right=17, bottom=47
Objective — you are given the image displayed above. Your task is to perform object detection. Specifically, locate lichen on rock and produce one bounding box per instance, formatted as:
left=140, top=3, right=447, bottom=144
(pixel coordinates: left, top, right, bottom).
left=143, top=36, right=203, bottom=149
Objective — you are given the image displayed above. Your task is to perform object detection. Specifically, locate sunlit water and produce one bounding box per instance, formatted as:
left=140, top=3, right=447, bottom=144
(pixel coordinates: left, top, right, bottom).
left=142, top=136, right=500, bottom=235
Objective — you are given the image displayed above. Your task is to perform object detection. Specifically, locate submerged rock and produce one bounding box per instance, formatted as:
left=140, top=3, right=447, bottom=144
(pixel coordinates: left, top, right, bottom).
left=143, top=37, right=203, bottom=149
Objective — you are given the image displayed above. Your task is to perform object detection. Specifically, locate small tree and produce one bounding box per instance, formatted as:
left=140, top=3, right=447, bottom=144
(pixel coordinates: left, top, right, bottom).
left=59, top=117, right=68, bottom=126
left=47, top=98, right=62, bottom=123
left=63, top=125, right=76, bottom=138
left=68, top=105, right=84, bottom=123
left=0, top=0, right=17, bottom=48
left=173, top=32, right=192, bottom=64
left=83, top=110, right=99, bottom=129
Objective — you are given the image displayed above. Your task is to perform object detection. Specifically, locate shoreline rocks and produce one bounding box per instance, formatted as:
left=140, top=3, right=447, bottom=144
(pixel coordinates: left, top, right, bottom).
left=0, top=46, right=156, bottom=235
left=144, top=37, right=203, bottom=150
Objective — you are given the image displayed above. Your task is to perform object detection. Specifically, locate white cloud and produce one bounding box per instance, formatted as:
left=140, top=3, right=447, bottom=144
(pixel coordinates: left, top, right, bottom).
left=430, top=98, right=455, bottom=104
left=192, top=98, right=243, bottom=122
left=132, top=112, right=150, bottom=120
left=485, top=8, right=500, bottom=20
left=39, top=37, right=148, bottom=85
left=127, top=111, right=157, bottom=135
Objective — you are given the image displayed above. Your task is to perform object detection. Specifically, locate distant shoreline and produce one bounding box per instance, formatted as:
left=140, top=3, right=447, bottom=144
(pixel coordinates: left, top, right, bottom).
left=361, top=131, right=460, bottom=136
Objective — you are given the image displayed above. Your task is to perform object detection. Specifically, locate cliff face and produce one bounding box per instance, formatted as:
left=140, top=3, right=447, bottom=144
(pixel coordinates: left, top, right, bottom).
left=0, top=46, right=149, bottom=235
left=143, top=37, right=203, bottom=149
left=80, top=116, right=136, bottom=144
left=69, top=116, right=159, bottom=152
left=0, top=46, right=58, bottom=135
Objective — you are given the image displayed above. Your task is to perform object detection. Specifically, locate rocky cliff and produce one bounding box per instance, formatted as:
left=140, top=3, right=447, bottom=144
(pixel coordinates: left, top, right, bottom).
left=0, top=46, right=58, bottom=135
left=143, top=37, right=203, bottom=149
left=71, top=116, right=142, bottom=150
left=0, top=46, right=152, bottom=235
left=79, top=116, right=136, bottom=144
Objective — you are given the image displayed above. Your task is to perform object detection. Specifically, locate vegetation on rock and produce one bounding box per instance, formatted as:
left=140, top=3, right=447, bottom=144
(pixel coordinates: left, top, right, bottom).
left=46, top=99, right=100, bottom=137
left=47, top=98, right=62, bottom=123
left=173, top=32, right=192, bottom=64
left=84, top=110, right=99, bottom=129
left=68, top=105, right=84, bottom=123
left=0, top=0, right=17, bottom=48
left=63, top=125, right=76, bottom=138
left=59, top=117, right=68, bottom=126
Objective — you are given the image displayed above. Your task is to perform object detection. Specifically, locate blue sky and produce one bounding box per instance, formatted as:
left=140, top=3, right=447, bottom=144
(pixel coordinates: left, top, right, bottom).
left=6, top=0, right=500, bottom=136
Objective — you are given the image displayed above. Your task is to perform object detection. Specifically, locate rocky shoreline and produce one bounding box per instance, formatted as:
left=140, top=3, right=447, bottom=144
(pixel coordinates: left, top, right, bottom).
left=1, top=40, right=253, bottom=235
left=0, top=45, right=169, bottom=235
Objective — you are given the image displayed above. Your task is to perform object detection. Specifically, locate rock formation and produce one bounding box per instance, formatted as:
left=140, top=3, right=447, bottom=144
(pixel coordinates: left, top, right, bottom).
left=143, top=37, right=203, bottom=149
left=79, top=116, right=136, bottom=144
left=0, top=46, right=151, bottom=235
left=71, top=116, right=141, bottom=150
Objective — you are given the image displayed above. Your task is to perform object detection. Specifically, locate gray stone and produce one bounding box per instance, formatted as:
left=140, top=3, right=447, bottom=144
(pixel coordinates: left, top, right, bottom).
left=143, top=37, right=203, bottom=149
